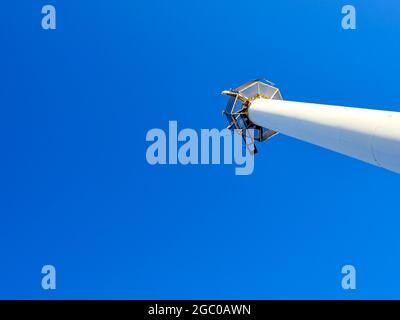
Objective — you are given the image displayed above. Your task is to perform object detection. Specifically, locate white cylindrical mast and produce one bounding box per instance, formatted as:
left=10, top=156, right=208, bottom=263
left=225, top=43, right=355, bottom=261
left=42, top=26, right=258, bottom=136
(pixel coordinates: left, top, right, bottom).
left=248, top=98, right=400, bottom=173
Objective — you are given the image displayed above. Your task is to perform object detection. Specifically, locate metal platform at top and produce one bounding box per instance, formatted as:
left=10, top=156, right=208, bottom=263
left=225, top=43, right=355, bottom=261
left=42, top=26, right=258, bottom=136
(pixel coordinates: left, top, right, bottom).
left=222, top=79, right=283, bottom=154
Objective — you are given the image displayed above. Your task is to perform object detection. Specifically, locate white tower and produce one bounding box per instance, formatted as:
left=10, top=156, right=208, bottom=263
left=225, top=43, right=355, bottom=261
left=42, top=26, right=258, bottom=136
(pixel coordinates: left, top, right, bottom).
left=222, top=79, right=400, bottom=174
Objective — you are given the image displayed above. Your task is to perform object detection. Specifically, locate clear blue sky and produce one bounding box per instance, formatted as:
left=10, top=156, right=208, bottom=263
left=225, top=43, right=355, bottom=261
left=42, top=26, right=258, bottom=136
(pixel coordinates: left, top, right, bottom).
left=1, top=0, right=400, bottom=299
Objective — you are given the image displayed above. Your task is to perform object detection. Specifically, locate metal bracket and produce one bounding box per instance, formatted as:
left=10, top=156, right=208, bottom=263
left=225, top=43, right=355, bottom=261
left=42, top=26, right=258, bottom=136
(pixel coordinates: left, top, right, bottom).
left=222, top=79, right=282, bottom=154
